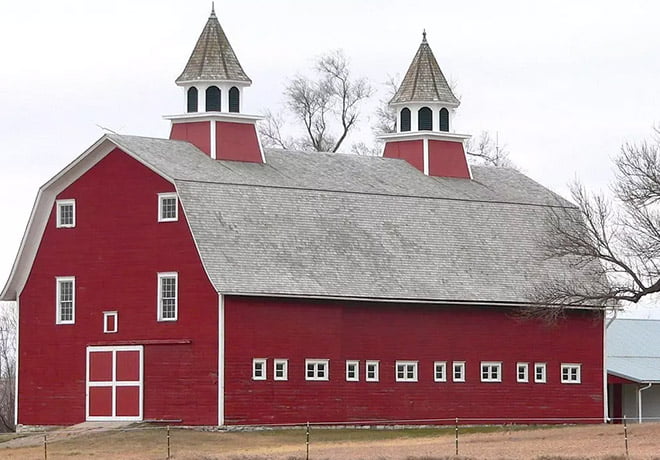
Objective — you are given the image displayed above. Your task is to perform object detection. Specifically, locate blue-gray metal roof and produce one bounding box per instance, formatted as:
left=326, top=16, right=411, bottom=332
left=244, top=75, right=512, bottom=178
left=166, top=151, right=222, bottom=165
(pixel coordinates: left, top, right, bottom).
left=607, top=319, right=660, bottom=383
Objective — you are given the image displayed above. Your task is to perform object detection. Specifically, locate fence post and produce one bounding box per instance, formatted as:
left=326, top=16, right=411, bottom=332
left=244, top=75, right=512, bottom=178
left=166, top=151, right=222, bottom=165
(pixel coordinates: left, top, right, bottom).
left=623, top=415, right=629, bottom=459
left=455, top=417, right=459, bottom=456
left=305, top=421, right=310, bottom=460
left=43, top=434, right=47, bottom=460
left=167, top=425, right=171, bottom=460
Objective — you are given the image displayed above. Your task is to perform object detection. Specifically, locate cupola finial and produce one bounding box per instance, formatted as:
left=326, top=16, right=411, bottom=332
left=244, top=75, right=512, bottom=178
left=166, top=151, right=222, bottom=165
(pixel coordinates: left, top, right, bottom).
left=422, top=29, right=427, bottom=43
left=211, top=2, right=216, bottom=17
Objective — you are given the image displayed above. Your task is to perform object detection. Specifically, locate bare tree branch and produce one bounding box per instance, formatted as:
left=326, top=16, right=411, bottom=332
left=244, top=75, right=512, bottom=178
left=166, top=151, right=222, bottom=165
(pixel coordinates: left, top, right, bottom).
left=465, top=131, right=515, bottom=168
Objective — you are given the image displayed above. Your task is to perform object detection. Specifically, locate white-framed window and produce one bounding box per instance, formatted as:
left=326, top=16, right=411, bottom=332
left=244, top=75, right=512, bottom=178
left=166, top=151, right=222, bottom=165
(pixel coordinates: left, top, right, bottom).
left=158, top=193, right=178, bottom=222
left=395, top=361, right=418, bottom=382
left=517, top=362, right=529, bottom=383
left=56, top=199, right=76, bottom=228
left=453, top=361, right=466, bottom=382
left=252, top=358, right=267, bottom=380
left=365, top=360, right=379, bottom=382
left=346, top=360, right=359, bottom=381
left=305, top=359, right=329, bottom=381
left=274, top=359, right=288, bottom=381
left=480, top=362, right=502, bottom=382
left=561, top=363, right=581, bottom=384
left=434, top=361, right=447, bottom=382
left=534, top=363, right=547, bottom=383
left=157, top=272, right=178, bottom=321
left=103, top=311, right=118, bottom=333
left=56, top=276, right=75, bottom=324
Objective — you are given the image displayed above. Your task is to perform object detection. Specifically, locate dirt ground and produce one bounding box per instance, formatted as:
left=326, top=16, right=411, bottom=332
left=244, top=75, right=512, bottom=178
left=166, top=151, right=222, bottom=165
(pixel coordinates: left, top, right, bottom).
left=0, top=422, right=659, bottom=459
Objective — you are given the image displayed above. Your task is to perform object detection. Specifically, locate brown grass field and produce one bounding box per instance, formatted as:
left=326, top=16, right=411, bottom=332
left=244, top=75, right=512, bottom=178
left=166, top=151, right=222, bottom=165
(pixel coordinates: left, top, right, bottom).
left=0, top=422, right=659, bottom=459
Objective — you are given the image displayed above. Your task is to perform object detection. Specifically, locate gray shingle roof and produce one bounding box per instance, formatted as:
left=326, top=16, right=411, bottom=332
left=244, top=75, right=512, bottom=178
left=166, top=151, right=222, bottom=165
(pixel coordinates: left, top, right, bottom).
left=175, top=9, right=251, bottom=84
left=390, top=34, right=460, bottom=106
left=109, top=134, right=601, bottom=304
left=607, top=319, right=660, bottom=382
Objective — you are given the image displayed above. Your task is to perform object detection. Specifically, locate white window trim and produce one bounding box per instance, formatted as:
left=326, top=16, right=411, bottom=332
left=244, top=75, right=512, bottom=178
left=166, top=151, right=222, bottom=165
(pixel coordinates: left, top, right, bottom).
left=365, top=360, right=379, bottom=382
left=517, top=362, right=529, bottom=383
left=453, top=361, right=466, bottom=382
left=346, top=360, right=359, bottom=382
left=56, top=199, right=76, bottom=228
left=534, top=362, right=547, bottom=383
left=561, top=363, right=582, bottom=384
left=252, top=358, right=267, bottom=380
left=395, top=360, right=418, bottom=382
left=103, top=311, right=118, bottom=334
left=273, top=359, right=288, bottom=381
left=305, top=359, right=329, bottom=381
left=55, top=276, right=75, bottom=325
left=480, top=361, right=502, bottom=383
left=434, top=361, right=447, bottom=382
left=158, top=193, right=178, bottom=222
left=157, top=272, right=178, bottom=322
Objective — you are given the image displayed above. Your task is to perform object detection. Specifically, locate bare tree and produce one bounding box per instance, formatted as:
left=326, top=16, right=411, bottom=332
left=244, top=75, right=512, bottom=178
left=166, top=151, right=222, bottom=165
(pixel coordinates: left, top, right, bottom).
left=465, top=131, right=515, bottom=167
left=0, top=303, right=16, bottom=432
left=534, top=127, right=660, bottom=311
left=259, top=50, right=372, bottom=153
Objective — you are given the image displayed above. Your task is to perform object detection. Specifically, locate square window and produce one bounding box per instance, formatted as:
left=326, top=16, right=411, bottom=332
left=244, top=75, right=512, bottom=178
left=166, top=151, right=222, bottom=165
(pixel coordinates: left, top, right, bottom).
left=103, top=311, right=118, bottom=333
left=395, top=361, right=418, bottom=382
left=56, top=199, right=76, bottom=228
left=253, top=358, right=267, bottom=380
left=453, top=361, right=465, bottom=382
left=158, top=193, right=178, bottom=222
left=561, top=364, right=581, bottom=384
left=434, top=361, right=447, bottom=382
left=56, top=276, right=75, bottom=324
left=534, top=363, right=547, bottom=383
left=480, top=362, right=502, bottom=382
left=274, top=359, right=288, bottom=381
left=517, top=362, right=529, bottom=383
left=305, top=359, right=329, bottom=381
left=157, top=272, right=178, bottom=321
left=365, top=360, right=379, bottom=382
left=346, top=360, right=359, bottom=381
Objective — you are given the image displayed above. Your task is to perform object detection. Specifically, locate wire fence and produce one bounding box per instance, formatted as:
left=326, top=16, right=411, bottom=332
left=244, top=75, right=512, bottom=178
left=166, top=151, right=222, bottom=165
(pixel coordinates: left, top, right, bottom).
left=5, top=415, right=658, bottom=460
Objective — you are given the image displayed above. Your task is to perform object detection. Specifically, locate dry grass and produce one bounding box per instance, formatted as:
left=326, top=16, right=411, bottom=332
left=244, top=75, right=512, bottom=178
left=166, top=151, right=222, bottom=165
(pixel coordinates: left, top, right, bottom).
left=0, top=423, right=658, bottom=459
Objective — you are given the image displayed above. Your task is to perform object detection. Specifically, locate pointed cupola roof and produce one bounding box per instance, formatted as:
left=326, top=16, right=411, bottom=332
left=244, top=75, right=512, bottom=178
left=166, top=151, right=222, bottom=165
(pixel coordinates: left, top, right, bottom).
left=390, top=31, right=459, bottom=107
left=176, top=7, right=251, bottom=84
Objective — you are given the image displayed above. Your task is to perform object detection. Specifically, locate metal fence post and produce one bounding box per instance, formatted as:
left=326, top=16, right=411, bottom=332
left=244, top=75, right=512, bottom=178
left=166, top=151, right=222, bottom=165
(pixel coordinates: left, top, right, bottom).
left=306, top=421, right=310, bottom=460
left=623, top=415, right=629, bottom=459
left=455, top=417, right=459, bottom=456
left=167, top=425, right=171, bottom=459
left=44, top=434, right=47, bottom=460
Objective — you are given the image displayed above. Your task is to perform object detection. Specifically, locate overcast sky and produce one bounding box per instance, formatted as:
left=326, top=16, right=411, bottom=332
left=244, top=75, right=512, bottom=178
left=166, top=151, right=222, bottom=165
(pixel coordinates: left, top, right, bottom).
left=1, top=0, right=659, bottom=316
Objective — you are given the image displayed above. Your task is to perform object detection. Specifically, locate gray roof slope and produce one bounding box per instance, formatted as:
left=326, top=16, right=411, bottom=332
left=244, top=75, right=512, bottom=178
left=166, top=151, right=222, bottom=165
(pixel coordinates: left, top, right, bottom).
left=175, top=9, right=251, bottom=84
left=109, top=134, right=598, bottom=303
left=608, top=319, right=660, bottom=382
left=391, top=34, right=460, bottom=106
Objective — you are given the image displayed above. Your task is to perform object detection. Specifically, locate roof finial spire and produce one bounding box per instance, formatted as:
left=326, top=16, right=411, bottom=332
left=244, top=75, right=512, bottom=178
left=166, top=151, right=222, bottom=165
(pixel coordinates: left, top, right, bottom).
left=422, top=29, right=427, bottom=43
left=211, top=2, right=216, bottom=17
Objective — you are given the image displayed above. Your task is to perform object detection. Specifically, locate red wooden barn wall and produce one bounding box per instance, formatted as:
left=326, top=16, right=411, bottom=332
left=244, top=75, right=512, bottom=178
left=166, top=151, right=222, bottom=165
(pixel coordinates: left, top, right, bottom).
left=18, top=149, right=219, bottom=426
left=224, top=296, right=604, bottom=425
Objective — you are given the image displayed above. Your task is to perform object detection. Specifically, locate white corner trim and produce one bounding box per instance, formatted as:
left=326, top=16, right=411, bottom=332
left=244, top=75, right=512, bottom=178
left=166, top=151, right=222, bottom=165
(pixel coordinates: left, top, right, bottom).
left=14, top=295, right=19, bottom=427
left=423, top=138, right=429, bottom=176
left=210, top=120, right=217, bottom=160
left=218, top=293, right=225, bottom=426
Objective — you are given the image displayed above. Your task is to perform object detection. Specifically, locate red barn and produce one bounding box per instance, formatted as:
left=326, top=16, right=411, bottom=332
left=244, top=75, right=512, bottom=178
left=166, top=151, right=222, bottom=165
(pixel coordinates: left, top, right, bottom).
left=1, top=10, right=606, bottom=428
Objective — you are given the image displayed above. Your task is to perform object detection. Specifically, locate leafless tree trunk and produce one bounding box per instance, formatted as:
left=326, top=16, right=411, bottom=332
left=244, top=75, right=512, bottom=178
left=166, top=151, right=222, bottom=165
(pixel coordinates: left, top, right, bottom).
left=259, top=50, right=372, bottom=153
left=532, top=127, right=660, bottom=314
left=0, top=304, right=16, bottom=432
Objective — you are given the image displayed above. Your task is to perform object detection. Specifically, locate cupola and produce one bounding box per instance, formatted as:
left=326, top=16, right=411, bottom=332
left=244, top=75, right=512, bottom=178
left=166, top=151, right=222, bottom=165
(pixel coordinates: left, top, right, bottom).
left=381, top=32, right=471, bottom=178
left=165, top=6, right=264, bottom=163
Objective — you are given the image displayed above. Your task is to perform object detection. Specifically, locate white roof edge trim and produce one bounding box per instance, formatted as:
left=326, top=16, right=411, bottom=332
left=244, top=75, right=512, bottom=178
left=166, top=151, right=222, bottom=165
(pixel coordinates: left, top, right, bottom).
left=606, top=370, right=648, bottom=384
left=215, top=291, right=606, bottom=309
left=1, top=134, right=178, bottom=301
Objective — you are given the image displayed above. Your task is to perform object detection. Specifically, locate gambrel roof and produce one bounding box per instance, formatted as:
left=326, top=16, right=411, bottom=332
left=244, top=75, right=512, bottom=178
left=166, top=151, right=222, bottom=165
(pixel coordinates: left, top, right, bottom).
left=1, top=134, right=605, bottom=306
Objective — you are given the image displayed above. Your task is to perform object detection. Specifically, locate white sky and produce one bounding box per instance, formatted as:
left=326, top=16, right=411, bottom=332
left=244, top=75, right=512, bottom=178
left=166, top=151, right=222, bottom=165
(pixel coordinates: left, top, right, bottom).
left=1, top=0, right=659, bottom=317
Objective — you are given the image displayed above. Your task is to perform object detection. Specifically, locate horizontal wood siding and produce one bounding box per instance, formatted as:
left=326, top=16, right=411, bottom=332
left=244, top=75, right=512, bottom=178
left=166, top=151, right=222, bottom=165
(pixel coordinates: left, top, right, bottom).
left=19, top=149, right=218, bottom=426
left=224, top=297, right=604, bottom=425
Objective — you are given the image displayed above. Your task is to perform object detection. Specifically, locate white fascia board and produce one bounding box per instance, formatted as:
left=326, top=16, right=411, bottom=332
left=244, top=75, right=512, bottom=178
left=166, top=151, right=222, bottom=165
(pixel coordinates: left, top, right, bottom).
left=378, top=131, right=471, bottom=143
left=389, top=100, right=460, bottom=110
left=175, top=79, right=252, bottom=87
left=163, top=112, right=264, bottom=124
left=1, top=134, right=176, bottom=301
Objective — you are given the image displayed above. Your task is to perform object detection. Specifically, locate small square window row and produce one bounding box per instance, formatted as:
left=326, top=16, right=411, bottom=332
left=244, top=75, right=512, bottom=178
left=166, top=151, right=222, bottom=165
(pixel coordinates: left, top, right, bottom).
left=252, top=359, right=582, bottom=384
